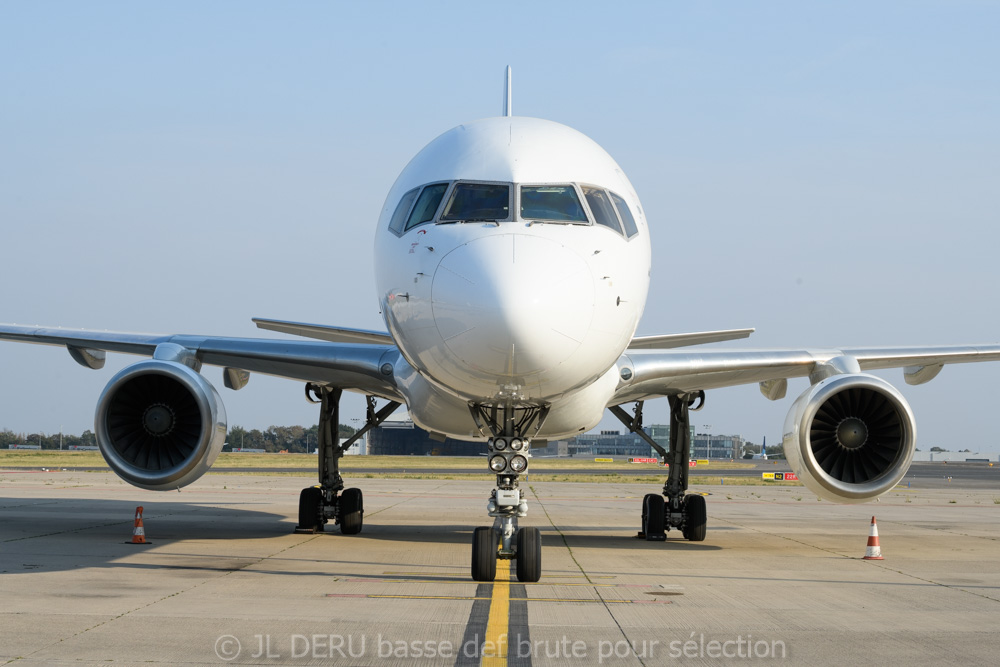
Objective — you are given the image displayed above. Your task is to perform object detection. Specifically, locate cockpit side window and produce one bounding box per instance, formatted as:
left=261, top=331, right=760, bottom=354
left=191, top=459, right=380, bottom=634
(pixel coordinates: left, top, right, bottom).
left=405, top=183, right=449, bottom=231
left=440, top=182, right=510, bottom=221
left=520, top=185, right=588, bottom=223
left=610, top=192, right=639, bottom=238
left=582, top=186, right=623, bottom=234
left=388, top=187, right=420, bottom=235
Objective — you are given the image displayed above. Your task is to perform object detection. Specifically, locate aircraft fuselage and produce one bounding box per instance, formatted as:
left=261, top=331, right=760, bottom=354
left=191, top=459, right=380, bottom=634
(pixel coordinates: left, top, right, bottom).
left=374, top=117, right=651, bottom=439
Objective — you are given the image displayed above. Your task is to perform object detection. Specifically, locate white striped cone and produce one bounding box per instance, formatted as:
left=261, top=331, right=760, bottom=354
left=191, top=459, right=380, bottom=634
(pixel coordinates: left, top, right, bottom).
left=863, top=515, right=883, bottom=560
left=131, top=506, right=147, bottom=544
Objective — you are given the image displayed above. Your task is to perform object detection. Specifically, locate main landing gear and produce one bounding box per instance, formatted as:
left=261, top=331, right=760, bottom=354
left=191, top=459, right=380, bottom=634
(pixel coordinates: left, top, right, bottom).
left=610, top=393, right=709, bottom=543
left=469, top=404, right=547, bottom=583
left=295, top=385, right=399, bottom=535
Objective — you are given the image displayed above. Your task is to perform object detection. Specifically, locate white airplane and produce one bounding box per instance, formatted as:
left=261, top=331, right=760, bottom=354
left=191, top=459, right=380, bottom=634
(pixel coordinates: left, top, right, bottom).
left=3, top=68, right=1000, bottom=583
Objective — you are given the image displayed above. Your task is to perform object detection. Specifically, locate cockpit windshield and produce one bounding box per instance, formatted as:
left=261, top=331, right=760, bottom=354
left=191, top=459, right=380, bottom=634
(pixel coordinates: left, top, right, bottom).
left=582, top=186, right=623, bottom=234
left=390, top=180, right=641, bottom=238
left=520, top=185, right=588, bottom=223
left=440, top=183, right=510, bottom=221
left=405, top=182, right=448, bottom=231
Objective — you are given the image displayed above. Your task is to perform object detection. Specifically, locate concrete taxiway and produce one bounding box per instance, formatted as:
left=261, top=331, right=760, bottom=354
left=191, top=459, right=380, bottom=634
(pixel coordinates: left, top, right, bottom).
left=1, top=470, right=998, bottom=665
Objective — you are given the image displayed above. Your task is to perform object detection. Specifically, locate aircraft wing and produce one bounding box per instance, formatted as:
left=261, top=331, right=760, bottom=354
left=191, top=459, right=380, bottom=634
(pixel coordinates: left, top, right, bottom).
left=611, top=344, right=1000, bottom=405
left=0, top=323, right=403, bottom=400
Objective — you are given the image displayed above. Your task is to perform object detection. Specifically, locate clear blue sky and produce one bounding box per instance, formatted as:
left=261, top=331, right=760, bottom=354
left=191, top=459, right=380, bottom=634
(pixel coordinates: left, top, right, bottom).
left=1, top=2, right=998, bottom=452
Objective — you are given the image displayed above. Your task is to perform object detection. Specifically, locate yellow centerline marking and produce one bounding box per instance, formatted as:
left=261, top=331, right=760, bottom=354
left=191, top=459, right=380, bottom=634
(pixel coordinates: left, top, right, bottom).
left=357, top=594, right=668, bottom=604
left=482, top=559, right=510, bottom=665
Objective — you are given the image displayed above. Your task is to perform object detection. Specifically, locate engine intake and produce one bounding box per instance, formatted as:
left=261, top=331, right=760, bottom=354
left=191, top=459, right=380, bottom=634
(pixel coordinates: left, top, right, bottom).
left=783, top=374, right=915, bottom=503
left=96, top=360, right=227, bottom=491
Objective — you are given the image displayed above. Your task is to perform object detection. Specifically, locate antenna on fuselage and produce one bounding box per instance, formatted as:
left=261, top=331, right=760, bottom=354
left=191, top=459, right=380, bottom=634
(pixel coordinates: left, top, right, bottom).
left=503, top=65, right=512, bottom=117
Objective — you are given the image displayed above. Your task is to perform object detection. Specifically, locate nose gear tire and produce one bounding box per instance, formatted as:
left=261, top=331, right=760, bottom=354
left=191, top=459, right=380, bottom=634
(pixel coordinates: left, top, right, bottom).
left=515, top=527, right=542, bottom=582
left=472, top=526, right=498, bottom=581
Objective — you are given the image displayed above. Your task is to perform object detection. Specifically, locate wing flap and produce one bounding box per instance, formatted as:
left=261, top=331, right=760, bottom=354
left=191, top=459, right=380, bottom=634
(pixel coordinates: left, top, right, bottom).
left=253, top=318, right=393, bottom=345
left=628, top=328, right=754, bottom=349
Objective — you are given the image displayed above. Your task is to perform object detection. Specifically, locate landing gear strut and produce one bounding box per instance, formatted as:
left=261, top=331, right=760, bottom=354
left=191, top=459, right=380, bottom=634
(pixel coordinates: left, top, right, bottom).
left=469, top=403, right=547, bottom=583
left=295, top=385, right=399, bottom=535
left=610, top=393, right=708, bottom=542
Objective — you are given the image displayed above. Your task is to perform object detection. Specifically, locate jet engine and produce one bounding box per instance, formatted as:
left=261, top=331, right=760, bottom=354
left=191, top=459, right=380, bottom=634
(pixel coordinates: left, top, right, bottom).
left=783, top=374, right=915, bottom=503
left=95, top=359, right=227, bottom=491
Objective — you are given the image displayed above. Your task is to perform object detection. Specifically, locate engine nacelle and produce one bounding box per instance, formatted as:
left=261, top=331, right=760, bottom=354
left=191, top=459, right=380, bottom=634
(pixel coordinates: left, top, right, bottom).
left=783, top=373, right=915, bottom=503
left=95, top=360, right=227, bottom=491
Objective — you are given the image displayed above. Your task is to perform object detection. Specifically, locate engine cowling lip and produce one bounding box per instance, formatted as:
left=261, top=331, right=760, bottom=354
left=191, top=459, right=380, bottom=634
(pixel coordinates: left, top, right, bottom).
left=786, top=373, right=915, bottom=502
left=95, top=359, right=226, bottom=490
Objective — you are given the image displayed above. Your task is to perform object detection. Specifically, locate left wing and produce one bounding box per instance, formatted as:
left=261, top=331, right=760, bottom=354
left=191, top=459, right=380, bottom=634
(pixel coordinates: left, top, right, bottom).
left=0, top=323, right=402, bottom=400
left=612, top=344, right=1000, bottom=404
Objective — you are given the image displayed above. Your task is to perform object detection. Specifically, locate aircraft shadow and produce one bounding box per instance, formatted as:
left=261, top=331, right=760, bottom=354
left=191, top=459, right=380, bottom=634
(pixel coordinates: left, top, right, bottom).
left=2, top=496, right=722, bottom=578
left=356, top=522, right=724, bottom=552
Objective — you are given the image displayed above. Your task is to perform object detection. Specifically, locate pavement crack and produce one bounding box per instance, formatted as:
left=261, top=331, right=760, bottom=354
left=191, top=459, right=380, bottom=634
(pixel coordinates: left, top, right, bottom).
left=364, top=481, right=450, bottom=518
left=712, top=515, right=853, bottom=558
left=877, top=518, right=1000, bottom=542
left=714, top=516, right=1000, bottom=603
left=528, top=485, right=648, bottom=666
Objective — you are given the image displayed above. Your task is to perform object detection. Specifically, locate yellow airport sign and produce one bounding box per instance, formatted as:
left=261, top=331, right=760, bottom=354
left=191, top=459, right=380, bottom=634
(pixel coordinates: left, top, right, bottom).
left=761, top=472, right=775, bottom=480
left=697, top=459, right=709, bottom=466
left=594, top=458, right=614, bottom=463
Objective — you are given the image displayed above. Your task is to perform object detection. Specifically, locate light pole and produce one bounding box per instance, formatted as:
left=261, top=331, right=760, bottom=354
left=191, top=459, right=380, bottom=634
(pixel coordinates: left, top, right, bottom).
left=351, top=418, right=362, bottom=455
left=702, top=424, right=712, bottom=459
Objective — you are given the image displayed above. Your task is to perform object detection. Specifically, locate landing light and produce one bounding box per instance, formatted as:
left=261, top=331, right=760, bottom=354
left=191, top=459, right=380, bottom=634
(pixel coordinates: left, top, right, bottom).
left=493, top=437, right=508, bottom=451
left=489, top=455, right=507, bottom=472
left=510, top=437, right=525, bottom=451
left=510, top=455, right=528, bottom=473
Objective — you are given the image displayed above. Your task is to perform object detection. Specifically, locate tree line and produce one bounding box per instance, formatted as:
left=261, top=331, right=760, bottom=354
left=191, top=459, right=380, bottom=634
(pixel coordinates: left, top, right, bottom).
left=1, top=424, right=357, bottom=453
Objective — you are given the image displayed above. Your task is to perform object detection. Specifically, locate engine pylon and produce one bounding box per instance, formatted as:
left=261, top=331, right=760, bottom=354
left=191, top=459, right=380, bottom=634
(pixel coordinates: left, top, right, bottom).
left=863, top=515, right=883, bottom=560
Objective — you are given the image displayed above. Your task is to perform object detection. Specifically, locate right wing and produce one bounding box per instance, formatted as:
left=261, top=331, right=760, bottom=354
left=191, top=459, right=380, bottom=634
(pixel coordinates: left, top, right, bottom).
left=252, top=317, right=394, bottom=345
left=0, top=323, right=403, bottom=400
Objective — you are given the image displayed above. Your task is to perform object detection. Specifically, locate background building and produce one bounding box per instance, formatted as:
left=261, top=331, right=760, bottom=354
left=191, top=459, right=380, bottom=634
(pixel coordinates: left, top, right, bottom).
left=368, top=420, right=755, bottom=459
left=367, top=421, right=486, bottom=456
left=692, top=433, right=745, bottom=460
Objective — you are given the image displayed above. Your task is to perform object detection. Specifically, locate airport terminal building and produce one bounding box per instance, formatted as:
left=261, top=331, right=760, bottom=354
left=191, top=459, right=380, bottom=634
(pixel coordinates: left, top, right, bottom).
left=368, top=420, right=753, bottom=459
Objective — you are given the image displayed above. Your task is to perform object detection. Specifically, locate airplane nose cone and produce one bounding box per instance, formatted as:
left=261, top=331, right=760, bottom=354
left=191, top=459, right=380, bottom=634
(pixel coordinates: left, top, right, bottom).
left=431, top=234, right=595, bottom=379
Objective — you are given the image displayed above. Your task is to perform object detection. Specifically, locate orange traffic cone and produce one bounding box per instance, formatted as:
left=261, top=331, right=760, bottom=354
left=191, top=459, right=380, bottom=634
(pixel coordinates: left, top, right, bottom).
left=863, top=516, right=883, bottom=560
left=129, top=506, right=150, bottom=544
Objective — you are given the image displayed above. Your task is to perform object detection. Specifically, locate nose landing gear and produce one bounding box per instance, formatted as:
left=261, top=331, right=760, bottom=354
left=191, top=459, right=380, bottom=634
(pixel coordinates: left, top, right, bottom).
left=471, top=436, right=541, bottom=582
left=469, top=404, right=547, bottom=583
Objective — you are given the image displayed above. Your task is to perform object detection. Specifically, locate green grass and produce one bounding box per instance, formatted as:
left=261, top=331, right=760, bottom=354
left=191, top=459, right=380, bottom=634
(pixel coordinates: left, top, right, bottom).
left=0, top=450, right=108, bottom=467
left=3, top=450, right=780, bottom=484
left=1, top=450, right=755, bottom=471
